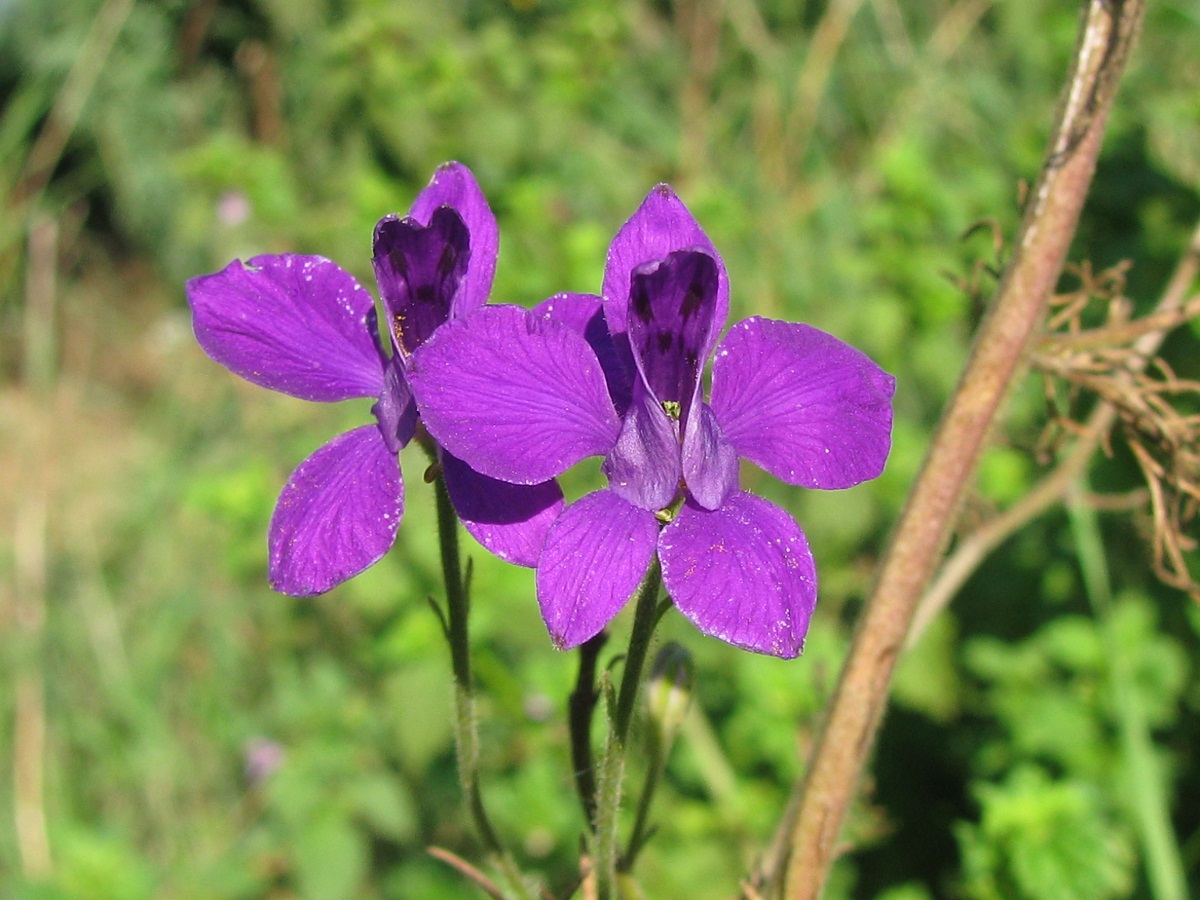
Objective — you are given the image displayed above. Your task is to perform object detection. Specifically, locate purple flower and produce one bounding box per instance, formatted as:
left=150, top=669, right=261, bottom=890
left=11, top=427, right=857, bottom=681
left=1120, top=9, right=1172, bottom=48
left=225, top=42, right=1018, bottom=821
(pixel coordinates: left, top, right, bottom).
left=409, top=185, right=894, bottom=657
left=187, top=163, right=563, bottom=596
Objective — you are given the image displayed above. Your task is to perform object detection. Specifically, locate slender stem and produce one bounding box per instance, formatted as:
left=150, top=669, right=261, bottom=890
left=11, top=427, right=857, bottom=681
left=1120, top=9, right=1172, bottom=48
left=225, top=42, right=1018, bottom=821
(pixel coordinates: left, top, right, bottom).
left=1066, top=482, right=1188, bottom=900
left=621, top=747, right=662, bottom=871
left=432, top=474, right=533, bottom=900
left=774, top=4, right=1146, bottom=897
left=592, top=559, right=664, bottom=900
left=569, top=632, right=608, bottom=829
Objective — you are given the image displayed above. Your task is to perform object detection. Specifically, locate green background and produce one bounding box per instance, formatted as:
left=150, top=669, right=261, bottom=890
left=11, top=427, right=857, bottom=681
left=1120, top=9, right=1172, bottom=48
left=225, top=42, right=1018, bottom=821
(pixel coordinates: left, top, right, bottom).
left=1, top=1, right=1198, bottom=897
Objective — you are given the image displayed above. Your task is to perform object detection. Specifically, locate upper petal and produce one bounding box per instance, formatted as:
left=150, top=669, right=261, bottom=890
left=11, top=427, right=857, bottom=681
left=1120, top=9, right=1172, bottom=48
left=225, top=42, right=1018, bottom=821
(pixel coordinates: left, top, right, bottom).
left=627, top=250, right=721, bottom=424
left=268, top=424, right=402, bottom=596
left=711, top=317, right=895, bottom=490
left=372, top=206, right=471, bottom=355
left=660, top=491, right=816, bottom=658
left=602, top=184, right=729, bottom=339
left=442, top=450, right=564, bottom=568
left=536, top=489, right=660, bottom=650
left=532, top=292, right=634, bottom=413
left=188, top=255, right=385, bottom=402
left=409, top=162, right=498, bottom=316
left=408, top=305, right=622, bottom=484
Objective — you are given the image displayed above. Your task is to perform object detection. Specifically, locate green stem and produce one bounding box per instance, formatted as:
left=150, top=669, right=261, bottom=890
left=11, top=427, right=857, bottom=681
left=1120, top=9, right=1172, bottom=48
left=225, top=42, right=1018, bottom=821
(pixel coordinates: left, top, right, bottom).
left=592, top=558, right=663, bottom=899
left=569, top=632, right=608, bottom=829
left=1066, top=480, right=1187, bottom=900
left=432, top=474, right=533, bottom=900
left=621, top=746, right=662, bottom=871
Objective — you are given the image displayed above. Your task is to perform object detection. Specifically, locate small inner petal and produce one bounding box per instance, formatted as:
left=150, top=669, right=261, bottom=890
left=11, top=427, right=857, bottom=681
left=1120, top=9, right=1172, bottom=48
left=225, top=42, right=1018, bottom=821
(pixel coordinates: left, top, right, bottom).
left=627, top=250, right=719, bottom=425
left=373, top=206, right=471, bottom=354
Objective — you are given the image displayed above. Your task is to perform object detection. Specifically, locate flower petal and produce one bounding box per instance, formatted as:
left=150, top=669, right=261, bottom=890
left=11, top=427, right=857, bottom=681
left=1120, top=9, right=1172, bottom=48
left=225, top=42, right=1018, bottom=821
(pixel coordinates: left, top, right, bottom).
left=661, top=492, right=815, bottom=657
left=602, top=184, right=729, bottom=339
left=627, top=250, right=721, bottom=424
left=409, top=305, right=621, bottom=484
left=442, top=450, right=564, bottom=568
left=681, top=402, right=739, bottom=510
left=711, top=317, right=895, bottom=490
left=536, top=490, right=660, bottom=649
left=601, top=383, right=681, bottom=512
left=373, top=206, right=471, bottom=354
left=409, top=162, right=498, bottom=316
left=188, top=255, right=385, bottom=401
left=533, top=292, right=633, bottom=412
left=268, top=424, right=402, bottom=596
left=371, top=354, right=417, bottom=454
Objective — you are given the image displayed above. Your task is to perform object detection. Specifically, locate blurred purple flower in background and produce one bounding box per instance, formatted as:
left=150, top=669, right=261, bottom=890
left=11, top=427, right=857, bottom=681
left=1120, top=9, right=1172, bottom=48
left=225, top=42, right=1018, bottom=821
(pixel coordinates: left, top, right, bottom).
left=187, top=163, right=562, bottom=596
left=243, top=736, right=285, bottom=787
left=411, top=185, right=895, bottom=657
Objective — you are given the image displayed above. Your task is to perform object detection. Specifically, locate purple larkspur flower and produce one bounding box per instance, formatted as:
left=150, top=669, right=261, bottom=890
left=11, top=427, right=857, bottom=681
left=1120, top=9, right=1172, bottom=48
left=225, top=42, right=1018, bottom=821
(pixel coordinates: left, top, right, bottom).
left=187, top=163, right=563, bottom=596
left=409, top=185, right=894, bottom=658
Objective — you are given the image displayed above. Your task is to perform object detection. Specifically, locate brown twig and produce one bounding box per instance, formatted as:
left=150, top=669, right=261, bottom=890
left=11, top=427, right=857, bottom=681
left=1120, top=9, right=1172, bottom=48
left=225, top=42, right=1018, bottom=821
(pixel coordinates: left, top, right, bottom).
left=427, top=846, right=509, bottom=900
left=768, top=3, right=1147, bottom=898
left=907, top=217, right=1200, bottom=646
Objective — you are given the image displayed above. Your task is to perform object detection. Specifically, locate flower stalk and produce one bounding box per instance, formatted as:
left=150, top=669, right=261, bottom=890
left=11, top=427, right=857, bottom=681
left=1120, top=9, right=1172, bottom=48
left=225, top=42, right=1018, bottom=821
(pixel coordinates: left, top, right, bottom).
left=776, top=3, right=1147, bottom=897
left=432, top=473, right=533, bottom=900
left=592, top=558, right=664, bottom=899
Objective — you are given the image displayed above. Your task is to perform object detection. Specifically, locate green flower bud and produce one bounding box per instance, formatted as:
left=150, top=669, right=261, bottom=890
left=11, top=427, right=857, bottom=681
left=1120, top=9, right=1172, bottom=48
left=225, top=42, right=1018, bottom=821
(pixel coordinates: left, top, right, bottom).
left=644, top=641, right=695, bottom=753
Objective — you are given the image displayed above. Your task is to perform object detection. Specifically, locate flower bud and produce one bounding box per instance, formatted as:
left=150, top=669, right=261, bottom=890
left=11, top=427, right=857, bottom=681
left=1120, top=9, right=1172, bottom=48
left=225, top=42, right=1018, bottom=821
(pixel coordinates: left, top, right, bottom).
left=644, top=641, right=695, bottom=753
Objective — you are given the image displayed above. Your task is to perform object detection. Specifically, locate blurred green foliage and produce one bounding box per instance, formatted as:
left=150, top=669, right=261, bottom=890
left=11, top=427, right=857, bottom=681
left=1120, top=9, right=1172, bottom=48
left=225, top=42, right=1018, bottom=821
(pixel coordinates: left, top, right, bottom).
left=1, top=0, right=1198, bottom=898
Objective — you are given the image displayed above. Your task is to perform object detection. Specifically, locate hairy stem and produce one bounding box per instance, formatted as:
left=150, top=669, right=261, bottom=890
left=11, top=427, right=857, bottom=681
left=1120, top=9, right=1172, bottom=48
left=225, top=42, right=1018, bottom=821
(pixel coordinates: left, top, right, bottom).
left=593, top=560, right=664, bottom=900
left=775, top=3, right=1147, bottom=897
left=432, top=475, right=532, bottom=900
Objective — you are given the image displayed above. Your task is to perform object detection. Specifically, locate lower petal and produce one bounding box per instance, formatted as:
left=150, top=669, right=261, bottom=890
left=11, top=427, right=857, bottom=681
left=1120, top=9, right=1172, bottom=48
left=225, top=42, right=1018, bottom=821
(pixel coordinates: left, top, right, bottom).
left=268, top=424, right=402, bottom=596
left=371, top=354, right=417, bottom=453
left=442, top=451, right=564, bottom=568
left=660, top=491, right=816, bottom=658
left=536, top=490, right=660, bottom=650
left=601, top=384, right=681, bottom=512
left=681, top=402, right=739, bottom=510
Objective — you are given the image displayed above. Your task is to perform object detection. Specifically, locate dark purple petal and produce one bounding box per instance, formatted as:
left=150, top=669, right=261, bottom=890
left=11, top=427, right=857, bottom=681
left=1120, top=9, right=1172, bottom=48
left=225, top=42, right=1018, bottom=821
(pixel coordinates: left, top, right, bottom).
left=536, top=490, right=659, bottom=649
left=681, top=402, right=739, bottom=510
left=188, top=255, right=385, bottom=402
left=409, top=162, right=498, bottom=316
left=373, top=207, right=470, bottom=354
left=441, top=451, right=564, bottom=567
left=371, top=354, right=417, bottom=453
left=711, top=317, right=895, bottom=489
left=533, top=292, right=633, bottom=412
left=601, top=383, right=681, bottom=512
left=408, top=305, right=622, bottom=484
left=660, top=491, right=815, bottom=658
left=627, top=249, right=720, bottom=424
left=602, top=184, right=729, bottom=338
left=268, top=424, right=402, bottom=596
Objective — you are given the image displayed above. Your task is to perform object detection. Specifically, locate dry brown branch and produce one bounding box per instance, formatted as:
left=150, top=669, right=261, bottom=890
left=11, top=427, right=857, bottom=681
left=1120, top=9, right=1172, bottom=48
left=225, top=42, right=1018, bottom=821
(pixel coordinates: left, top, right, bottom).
left=771, top=4, right=1147, bottom=897
left=909, top=216, right=1200, bottom=647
